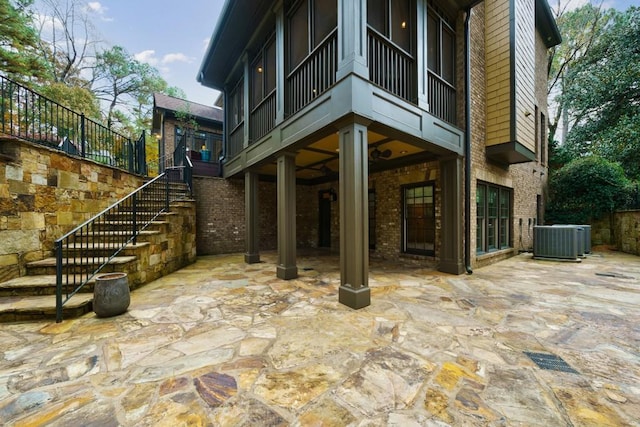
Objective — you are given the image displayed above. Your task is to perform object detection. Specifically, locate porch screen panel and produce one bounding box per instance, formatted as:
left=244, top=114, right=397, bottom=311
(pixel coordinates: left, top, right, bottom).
left=289, top=0, right=309, bottom=70
left=314, top=0, right=337, bottom=46
left=368, top=0, right=388, bottom=34
left=252, top=54, right=264, bottom=107
left=442, top=26, right=455, bottom=84
left=403, top=183, right=435, bottom=255
left=391, top=0, right=411, bottom=52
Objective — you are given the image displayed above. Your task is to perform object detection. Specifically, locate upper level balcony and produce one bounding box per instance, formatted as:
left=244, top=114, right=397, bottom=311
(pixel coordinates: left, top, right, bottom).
left=199, top=0, right=473, bottom=173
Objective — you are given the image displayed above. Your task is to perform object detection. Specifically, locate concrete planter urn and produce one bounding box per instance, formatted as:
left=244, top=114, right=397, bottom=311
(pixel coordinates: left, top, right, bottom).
left=93, top=272, right=130, bottom=317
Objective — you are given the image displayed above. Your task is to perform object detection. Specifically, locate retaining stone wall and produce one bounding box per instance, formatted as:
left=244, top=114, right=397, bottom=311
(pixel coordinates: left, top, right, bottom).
left=0, top=136, right=144, bottom=281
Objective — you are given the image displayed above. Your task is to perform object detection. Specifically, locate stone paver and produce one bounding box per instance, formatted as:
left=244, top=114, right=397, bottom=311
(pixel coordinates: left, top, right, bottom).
left=0, top=250, right=638, bottom=426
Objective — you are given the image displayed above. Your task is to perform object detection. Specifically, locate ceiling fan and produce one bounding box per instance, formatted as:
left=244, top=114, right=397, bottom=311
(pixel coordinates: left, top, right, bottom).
left=370, top=146, right=392, bottom=161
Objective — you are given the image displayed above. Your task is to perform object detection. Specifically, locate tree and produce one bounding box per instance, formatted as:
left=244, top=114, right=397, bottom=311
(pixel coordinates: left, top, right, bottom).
left=93, top=46, right=152, bottom=130
left=33, top=0, right=100, bottom=87
left=547, top=156, right=632, bottom=224
left=39, top=81, right=100, bottom=119
left=547, top=2, right=611, bottom=146
left=0, top=0, right=47, bottom=80
left=561, top=7, right=640, bottom=180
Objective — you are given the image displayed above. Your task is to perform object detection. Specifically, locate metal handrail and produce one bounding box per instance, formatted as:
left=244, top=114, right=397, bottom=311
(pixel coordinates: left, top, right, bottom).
left=0, top=75, right=146, bottom=174
left=55, top=170, right=188, bottom=322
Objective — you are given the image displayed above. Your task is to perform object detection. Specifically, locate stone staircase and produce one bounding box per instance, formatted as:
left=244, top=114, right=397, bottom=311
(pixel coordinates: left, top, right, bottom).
left=0, top=182, right=194, bottom=322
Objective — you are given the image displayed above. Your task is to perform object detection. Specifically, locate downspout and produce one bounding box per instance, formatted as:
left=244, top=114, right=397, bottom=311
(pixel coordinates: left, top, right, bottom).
left=464, top=7, right=473, bottom=274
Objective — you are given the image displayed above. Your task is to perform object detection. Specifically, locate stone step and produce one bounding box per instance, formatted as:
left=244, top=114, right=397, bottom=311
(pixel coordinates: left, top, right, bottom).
left=77, top=230, right=161, bottom=244
left=0, top=275, right=97, bottom=297
left=61, top=242, right=149, bottom=257
left=26, top=256, right=137, bottom=276
left=90, top=220, right=169, bottom=231
left=0, top=293, right=93, bottom=322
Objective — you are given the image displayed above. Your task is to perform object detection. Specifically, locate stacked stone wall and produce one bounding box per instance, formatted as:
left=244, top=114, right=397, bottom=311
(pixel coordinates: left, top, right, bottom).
left=0, top=137, right=144, bottom=281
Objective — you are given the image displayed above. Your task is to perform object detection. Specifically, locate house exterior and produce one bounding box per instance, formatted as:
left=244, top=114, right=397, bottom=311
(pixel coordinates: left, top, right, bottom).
left=152, top=93, right=224, bottom=176
left=197, top=0, right=561, bottom=309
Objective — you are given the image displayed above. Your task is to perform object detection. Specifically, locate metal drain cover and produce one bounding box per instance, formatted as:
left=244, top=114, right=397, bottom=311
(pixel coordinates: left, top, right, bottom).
left=524, top=352, right=579, bottom=374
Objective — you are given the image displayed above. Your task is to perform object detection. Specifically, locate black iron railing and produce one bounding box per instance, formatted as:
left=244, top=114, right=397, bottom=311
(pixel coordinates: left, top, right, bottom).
left=286, top=29, right=337, bottom=116
left=55, top=170, right=189, bottom=322
left=170, top=132, right=193, bottom=193
left=368, top=28, right=415, bottom=103
left=0, top=75, right=145, bottom=174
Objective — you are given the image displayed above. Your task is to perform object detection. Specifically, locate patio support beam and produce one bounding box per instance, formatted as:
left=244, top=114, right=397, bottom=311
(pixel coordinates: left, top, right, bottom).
left=338, top=121, right=370, bottom=309
left=244, top=171, right=260, bottom=263
left=438, top=156, right=465, bottom=274
left=276, top=152, right=298, bottom=280
left=337, top=0, right=368, bottom=81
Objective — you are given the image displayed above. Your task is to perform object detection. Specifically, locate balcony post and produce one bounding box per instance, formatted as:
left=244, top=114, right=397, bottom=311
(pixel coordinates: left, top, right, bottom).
left=337, top=0, right=368, bottom=81
left=417, top=0, right=429, bottom=110
left=242, top=53, right=250, bottom=148
left=274, top=1, right=285, bottom=124
left=338, top=120, right=370, bottom=309
left=438, top=156, right=465, bottom=274
left=276, top=152, right=298, bottom=280
left=244, top=170, right=261, bottom=263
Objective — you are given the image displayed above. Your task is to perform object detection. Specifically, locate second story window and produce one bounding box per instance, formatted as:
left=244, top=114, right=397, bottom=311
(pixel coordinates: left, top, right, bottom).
left=427, top=6, right=455, bottom=85
left=252, top=36, right=276, bottom=109
left=288, top=0, right=337, bottom=71
left=367, top=0, right=413, bottom=53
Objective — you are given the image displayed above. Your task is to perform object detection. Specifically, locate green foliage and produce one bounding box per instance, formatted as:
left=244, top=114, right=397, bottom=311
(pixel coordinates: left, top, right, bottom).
left=0, top=0, right=47, bottom=80
left=38, top=82, right=100, bottom=120
left=560, top=7, right=640, bottom=178
left=547, top=156, right=632, bottom=223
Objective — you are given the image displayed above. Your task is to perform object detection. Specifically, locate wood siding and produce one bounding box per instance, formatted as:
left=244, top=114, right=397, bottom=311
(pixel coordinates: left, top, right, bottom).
left=484, top=0, right=511, bottom=146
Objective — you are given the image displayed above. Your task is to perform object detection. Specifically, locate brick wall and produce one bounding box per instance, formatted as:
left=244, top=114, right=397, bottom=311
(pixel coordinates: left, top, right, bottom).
left=0, top=137, right=144, bottom=281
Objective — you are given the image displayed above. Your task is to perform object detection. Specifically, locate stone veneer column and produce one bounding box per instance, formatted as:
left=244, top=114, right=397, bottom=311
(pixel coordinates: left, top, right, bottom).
left=439, top=156, right=465, bottom=274
left=338, top=122, right=370, bottom=309
left=276, top=152, right=298, bottom=280
left=244, top=171, right=260, bottom=263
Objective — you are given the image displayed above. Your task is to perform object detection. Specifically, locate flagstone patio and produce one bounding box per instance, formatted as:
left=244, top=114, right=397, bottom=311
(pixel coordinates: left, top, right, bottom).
left=0, top=249, right=638, bottom=426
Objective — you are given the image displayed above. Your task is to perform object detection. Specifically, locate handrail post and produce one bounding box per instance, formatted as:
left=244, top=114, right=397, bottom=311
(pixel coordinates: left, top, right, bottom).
left=80, top=114, right=86, bottom=158
left=132, top=193, right=138, bottom=245
left=55, top=240, right=63, bottom=323
left=165, top=173, right=170, bottom=211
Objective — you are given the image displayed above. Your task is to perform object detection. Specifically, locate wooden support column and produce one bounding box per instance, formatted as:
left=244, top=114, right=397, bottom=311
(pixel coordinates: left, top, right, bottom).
left=338, top=122, right=370, bottom=309
left=337, top=0, right=368, bottom=80
left=244, top=171, right=260, bottom=263
left=438, top=156, right=465, bottom=274
left=276, top=152, right=298, bottom=280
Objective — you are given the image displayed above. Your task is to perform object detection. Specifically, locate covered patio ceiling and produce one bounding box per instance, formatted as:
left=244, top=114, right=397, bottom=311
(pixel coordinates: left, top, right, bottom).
left=255, top=131, right=439, bottom=184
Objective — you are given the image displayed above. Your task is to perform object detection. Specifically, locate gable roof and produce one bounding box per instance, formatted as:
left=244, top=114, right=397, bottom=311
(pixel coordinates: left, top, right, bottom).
left=153, top=93, right=223, bottom=123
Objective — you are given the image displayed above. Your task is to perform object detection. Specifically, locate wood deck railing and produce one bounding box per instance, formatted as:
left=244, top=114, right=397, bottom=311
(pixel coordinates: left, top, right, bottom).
left=368, top=29, right=415, bottom=103
left=250, top=90, right=276, bottom=142
left=227, top=123, right=244, bottom=159
left=286, top=30, right=337, bottom=116
left=428, top=71, right=457, bottom=125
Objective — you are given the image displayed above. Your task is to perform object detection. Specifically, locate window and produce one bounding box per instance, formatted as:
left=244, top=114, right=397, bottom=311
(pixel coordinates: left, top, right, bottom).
left=476, top=182, right=512, bottom=253
left=287, top=0, right=337, bottom=71
left=402, top=183, right=435, bottom=255
left=427, top=6, right=455, bottom=85
left=367, top=0, right=413, bottom=53
left=251, top=36, right=276, bottom=109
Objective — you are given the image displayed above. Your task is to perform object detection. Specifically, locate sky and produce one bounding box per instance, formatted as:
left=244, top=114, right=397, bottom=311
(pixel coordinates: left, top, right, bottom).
left=87, top=0, right=226, bottom=107
left=56, top=0, right=637, bottom=108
